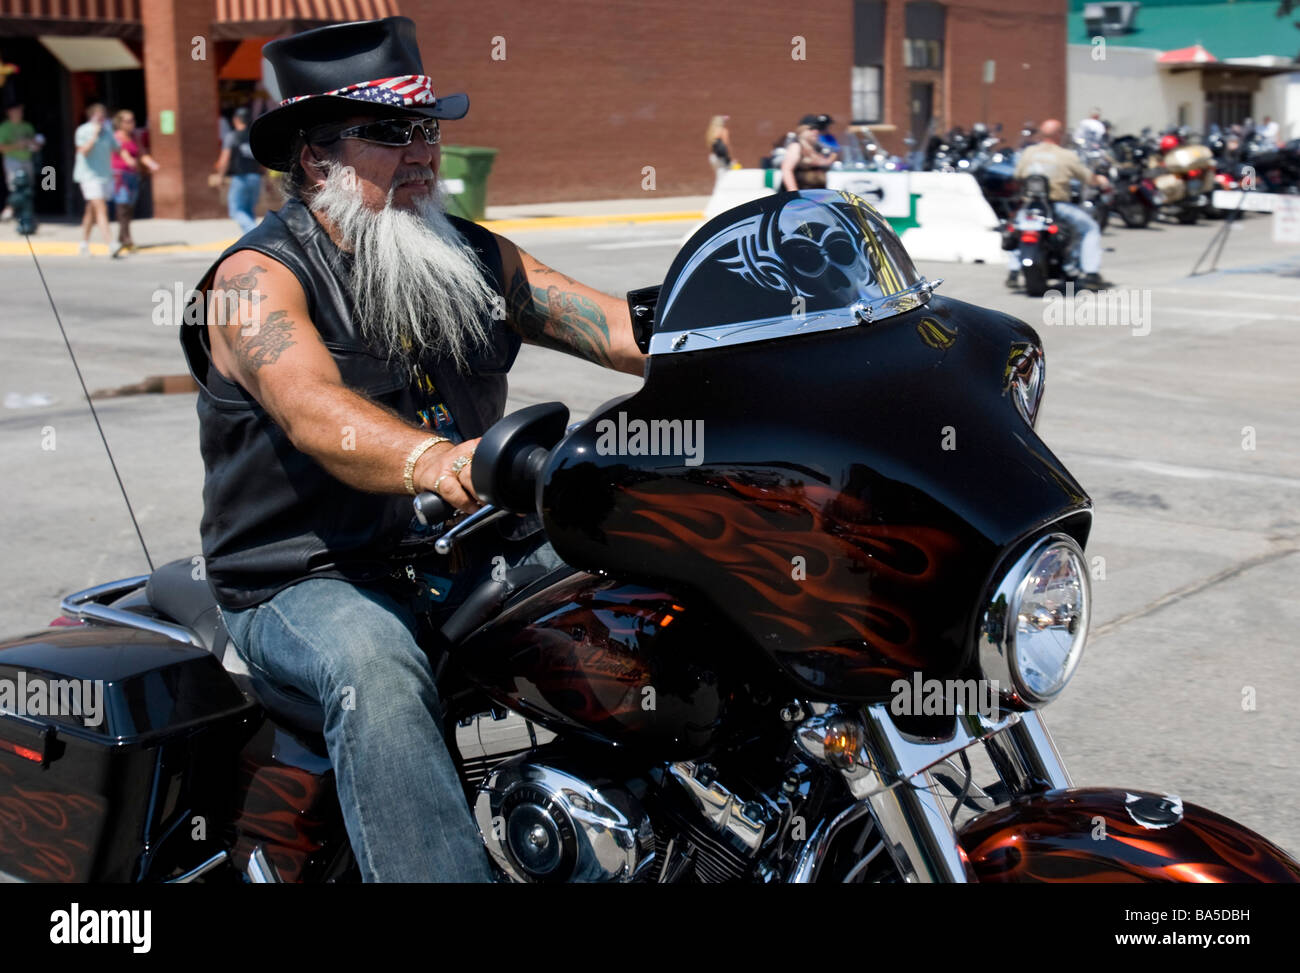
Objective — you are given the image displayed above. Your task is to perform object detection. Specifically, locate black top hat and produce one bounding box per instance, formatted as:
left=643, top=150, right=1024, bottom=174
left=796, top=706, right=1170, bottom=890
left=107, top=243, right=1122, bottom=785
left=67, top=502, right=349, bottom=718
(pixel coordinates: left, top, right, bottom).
left=249, top=16, right=468, bottom=171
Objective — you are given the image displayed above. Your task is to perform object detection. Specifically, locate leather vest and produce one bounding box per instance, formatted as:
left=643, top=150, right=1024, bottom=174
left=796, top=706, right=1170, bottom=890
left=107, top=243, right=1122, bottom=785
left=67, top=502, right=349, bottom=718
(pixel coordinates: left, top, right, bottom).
left=180, top=198, right=519, bottom=610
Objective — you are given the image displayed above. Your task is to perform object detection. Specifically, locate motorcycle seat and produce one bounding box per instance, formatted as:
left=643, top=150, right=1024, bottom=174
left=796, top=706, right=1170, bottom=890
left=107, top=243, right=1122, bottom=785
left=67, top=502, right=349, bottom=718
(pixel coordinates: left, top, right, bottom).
left=145, top=558, right=227, bottom=655
left=145, top=558, right=326, bottom=736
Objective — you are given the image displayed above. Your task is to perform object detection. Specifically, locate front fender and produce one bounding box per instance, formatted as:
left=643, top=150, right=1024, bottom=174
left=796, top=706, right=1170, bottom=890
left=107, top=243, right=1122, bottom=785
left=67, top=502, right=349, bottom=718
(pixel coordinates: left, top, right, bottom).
left=957, top=788, right=1300, bottom=883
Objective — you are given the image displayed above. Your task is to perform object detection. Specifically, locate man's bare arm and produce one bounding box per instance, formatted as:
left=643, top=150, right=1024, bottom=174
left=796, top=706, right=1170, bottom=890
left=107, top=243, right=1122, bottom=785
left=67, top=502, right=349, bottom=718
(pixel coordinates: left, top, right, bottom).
left=495, top=235, right=645, bottom=376
left=206, top=252, right=479, bottom=508
left=781, top=141, right=802, bottom=191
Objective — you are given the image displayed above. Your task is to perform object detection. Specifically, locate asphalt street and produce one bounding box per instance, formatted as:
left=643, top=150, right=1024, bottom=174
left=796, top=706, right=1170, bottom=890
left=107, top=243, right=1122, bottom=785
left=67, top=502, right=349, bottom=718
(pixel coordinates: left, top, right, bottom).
left=2, top=209, right=1299, bottom=855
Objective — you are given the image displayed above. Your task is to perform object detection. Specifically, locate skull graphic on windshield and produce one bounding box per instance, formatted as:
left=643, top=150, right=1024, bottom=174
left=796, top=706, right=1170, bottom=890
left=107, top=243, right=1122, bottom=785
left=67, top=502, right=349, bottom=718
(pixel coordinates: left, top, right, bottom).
left=713, top=193, right=883, bottom=305
left=775, top=197, right=878, bottom=303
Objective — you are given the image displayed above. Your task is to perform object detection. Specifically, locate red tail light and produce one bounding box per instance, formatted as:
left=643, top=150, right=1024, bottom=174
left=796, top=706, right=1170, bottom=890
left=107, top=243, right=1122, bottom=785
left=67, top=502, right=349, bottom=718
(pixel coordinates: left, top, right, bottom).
left=1020, top=231, right=1040, bottom=243
left=0, top=739, right=44, bottom=763
left=0, top=722, right=52, bottom=766
left=1046, top=224, right=1059, bottom=234
left=1188, top=168, right=1203, bottom=179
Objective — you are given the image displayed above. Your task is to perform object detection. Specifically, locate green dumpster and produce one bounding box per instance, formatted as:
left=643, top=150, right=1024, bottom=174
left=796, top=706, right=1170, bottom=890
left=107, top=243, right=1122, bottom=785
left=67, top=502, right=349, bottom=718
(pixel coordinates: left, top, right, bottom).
left=438, top=146, right=498, bottom=221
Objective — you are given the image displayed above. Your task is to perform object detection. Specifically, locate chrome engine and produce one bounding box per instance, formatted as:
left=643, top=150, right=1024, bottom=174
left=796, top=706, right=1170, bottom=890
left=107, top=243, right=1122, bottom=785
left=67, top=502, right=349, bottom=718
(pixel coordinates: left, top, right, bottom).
left=469, top=743, right=801, bottom=883
left=474, top=755, right=657, bottom=882
left=459, top=711, right=865, bottom=884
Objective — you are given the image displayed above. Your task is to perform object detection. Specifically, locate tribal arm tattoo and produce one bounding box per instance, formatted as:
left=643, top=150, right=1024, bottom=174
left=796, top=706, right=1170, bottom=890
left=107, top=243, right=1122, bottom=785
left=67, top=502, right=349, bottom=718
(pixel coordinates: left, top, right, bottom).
left=209, top=262, right=297, bottom=374
left=505, top=263, right=614, bottom=368
left=234, top=309, right=296, bottom=373
left=496, top=235, right=644, bottom=375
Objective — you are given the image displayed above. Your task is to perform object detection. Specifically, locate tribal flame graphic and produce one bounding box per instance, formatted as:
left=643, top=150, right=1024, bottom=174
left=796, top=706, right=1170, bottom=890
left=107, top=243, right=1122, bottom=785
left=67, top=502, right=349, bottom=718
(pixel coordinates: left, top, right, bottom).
left=959, top=789, right=1300, bottom=883
left=607, top=471, right=967, bottom=688
left=0, top=760, right=103, bottom=882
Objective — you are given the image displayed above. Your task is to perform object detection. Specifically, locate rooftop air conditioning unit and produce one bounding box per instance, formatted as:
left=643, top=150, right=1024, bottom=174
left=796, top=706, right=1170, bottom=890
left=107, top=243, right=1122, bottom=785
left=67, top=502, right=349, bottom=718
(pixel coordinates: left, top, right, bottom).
left=1083, top=1, right=1140, bottom=37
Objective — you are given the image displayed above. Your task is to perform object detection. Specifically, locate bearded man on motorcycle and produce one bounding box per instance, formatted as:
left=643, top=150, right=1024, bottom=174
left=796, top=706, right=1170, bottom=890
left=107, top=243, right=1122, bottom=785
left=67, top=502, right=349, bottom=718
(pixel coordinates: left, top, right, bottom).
left=1008, top=119, right=1111, bottom=291
left=179, top=16, right=644, bottom=882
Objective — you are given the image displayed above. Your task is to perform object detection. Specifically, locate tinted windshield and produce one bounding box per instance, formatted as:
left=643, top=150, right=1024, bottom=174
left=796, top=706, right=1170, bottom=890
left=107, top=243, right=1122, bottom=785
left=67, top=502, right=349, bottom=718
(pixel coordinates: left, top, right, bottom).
left=655, top=189, right=925, bottom=345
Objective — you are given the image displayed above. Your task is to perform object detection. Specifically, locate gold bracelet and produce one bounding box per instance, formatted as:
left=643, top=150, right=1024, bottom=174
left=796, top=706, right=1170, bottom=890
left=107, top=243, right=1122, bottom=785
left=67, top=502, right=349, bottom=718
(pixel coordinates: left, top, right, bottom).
left=403, top=435, right=450, bottom=495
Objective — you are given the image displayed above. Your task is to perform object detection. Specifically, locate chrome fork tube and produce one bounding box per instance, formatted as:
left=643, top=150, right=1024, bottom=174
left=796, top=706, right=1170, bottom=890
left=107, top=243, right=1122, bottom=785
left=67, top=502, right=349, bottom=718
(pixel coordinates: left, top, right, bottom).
left=983, top=709, right=1072, bottom=796
left=790, top=707, right=1072, bottom=882
left=858, top=707, right=974, bottom=883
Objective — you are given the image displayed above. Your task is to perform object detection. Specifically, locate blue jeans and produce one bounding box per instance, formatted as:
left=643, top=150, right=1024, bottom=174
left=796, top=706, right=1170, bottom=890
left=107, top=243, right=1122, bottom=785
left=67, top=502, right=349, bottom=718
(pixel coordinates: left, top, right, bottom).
left=220, top=577, right=494, bottom=883
left=1050, top=201, right=1102, bottom=275
left=227, top=173, right=262, bottom=233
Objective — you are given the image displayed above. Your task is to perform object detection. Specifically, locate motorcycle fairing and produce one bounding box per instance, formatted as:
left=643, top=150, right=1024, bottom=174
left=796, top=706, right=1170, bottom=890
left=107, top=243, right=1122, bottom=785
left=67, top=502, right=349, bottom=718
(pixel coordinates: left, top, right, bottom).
left=958, top=787, right=1300, bottom=883
left=538, top=288, right=1090, bottom=700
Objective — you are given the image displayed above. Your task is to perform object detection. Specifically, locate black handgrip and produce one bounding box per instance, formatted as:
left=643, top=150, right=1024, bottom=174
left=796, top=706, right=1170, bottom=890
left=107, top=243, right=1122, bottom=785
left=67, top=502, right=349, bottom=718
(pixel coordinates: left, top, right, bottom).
left=413, top=491, right=453, bottom=527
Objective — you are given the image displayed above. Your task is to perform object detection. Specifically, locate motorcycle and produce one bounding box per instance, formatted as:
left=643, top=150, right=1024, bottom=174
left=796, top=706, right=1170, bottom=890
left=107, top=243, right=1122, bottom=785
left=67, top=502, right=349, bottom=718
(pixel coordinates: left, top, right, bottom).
left=4, top=189, right=1298, bottom=885
left=1109, top=133, right=1164, bottom=228
left=1072, top=138, right=1115, bottom=232
left=1155, top=131, right=1216, bottom=224
left=1004, top=173, right=1075, bottom=298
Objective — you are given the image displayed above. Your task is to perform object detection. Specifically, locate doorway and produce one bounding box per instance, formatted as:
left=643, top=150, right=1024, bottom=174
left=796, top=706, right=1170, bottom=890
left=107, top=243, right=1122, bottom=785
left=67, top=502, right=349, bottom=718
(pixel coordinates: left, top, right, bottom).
left=910, top=82, right=934, bottom=143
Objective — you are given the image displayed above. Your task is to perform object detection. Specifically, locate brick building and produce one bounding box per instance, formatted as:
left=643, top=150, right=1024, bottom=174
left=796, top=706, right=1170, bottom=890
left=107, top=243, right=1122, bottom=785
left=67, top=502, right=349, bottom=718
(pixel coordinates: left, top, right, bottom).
left=0, top=0, right=1066, bottom=219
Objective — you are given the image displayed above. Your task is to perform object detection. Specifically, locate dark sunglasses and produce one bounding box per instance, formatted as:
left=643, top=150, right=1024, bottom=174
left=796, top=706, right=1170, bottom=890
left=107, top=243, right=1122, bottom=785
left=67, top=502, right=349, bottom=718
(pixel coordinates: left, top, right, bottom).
left=313, top=117, right=441, bottom=148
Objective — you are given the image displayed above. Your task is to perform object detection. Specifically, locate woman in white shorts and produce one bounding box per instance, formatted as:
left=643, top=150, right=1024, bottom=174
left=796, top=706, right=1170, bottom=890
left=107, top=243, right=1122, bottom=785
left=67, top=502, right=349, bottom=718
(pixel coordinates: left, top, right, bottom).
left=73, top=103, right=116, bottom=256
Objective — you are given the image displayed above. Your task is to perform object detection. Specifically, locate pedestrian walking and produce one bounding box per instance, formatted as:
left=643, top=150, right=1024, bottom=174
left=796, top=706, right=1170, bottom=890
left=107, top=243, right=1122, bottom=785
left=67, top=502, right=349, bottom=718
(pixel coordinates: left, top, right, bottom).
left=110, top=109, right=161, bottom=256
left=0, top=101, right=41, bottom=221
left=74, top=103, right=116, bottom=256
left=706, top=115, right=733, bottom=174
left=214, top=107, right=263, bottom=233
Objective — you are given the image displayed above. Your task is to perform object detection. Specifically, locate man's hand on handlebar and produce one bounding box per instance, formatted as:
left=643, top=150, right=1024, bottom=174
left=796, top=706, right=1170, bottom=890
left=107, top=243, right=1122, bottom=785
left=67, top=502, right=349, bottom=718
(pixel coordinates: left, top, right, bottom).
left=412, top=436, right=484, bottom=514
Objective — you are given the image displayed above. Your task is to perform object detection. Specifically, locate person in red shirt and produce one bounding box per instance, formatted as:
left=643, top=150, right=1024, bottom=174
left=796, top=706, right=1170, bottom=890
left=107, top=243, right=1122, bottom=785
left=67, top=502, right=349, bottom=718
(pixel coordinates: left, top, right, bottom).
left=110, top=109, right=160, bottom=256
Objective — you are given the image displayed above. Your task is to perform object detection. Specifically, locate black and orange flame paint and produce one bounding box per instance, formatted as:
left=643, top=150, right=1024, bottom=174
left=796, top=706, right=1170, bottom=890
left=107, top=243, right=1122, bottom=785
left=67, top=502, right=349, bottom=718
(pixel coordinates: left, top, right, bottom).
left=959, top=788, right=1300, bottom=883
left=231, top=721, right=347, bottom=883
left=539, top=293, right=1091, bottom=700
left=0, top=759, right=103, bottom=882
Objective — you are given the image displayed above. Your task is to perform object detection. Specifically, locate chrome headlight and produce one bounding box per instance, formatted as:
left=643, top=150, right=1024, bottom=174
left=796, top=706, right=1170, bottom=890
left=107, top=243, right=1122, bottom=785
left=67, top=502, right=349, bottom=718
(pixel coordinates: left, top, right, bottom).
left=979, top=534, right=1090, bottom=708
left=1006, top=342, right=1045, bottom=426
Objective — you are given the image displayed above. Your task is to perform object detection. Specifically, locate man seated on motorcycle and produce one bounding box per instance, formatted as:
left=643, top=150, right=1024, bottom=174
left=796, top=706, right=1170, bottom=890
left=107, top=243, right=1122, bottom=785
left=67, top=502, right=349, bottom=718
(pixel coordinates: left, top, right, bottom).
left=182, top=17, right=644, bottom=882
left=1009, top=119, right=1111, bottom=290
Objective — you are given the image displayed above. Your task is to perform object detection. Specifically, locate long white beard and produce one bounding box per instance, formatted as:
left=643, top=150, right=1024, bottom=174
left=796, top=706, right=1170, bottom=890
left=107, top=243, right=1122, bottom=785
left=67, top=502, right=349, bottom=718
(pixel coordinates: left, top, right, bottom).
left=308, top=163, right=497, bottom=372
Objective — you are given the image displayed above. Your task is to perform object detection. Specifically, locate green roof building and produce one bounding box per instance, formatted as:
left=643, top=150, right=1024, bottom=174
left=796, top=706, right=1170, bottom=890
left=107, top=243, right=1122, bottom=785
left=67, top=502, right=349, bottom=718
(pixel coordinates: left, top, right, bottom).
left=1066, top=0, right=1299, bottom=138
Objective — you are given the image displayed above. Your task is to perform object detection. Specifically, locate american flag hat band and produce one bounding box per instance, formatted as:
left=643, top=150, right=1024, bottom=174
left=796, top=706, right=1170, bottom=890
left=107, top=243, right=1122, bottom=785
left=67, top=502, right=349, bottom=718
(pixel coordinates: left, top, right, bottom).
left=280, top=74, right=437, bottom=110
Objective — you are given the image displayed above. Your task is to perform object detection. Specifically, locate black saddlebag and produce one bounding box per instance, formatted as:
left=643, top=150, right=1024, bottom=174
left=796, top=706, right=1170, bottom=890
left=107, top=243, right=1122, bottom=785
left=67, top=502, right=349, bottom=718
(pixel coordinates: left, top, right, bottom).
left=0, top=623, right=255, bottom=882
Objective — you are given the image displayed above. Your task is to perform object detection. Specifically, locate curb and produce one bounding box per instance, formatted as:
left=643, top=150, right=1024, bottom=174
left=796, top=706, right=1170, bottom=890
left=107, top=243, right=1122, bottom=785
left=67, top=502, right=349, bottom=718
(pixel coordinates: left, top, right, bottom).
left=0, top=209, right=705, bottom=258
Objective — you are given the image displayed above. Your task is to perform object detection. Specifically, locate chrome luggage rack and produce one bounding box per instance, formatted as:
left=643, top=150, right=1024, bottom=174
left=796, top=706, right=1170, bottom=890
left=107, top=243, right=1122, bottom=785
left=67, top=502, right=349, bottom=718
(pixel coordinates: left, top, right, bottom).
left=60, top=575, right=205, bottom=649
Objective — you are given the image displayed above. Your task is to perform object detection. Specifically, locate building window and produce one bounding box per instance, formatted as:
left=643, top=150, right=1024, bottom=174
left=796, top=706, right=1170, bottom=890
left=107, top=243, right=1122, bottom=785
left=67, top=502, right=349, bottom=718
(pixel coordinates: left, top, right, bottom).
left=853, top=0, right=884, bottom=123
left=904, top=1, right=945, bottom=70
left=1204, top=92, right=1252, bottom=132
left=852, top=66, right=882, bottom=124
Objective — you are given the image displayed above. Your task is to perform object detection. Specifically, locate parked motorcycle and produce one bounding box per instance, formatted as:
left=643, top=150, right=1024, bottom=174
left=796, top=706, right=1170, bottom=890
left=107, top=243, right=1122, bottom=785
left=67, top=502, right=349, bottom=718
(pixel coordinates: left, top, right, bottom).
left=4, top=190, right=1298, bottom=885
left=1155, top=131, right=1216, bottom=224
left=1110, top=133, right=1164, bottom=228
left=1073, top=138, right=1115, bottom=232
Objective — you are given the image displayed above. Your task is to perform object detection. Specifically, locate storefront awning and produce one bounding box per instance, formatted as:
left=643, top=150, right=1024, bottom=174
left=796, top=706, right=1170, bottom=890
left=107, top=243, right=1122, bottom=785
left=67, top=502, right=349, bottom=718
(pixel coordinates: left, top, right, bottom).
left=38, top=36, right=141, bottom=72
left=218, top=37, right=276, bottom=81
left=1157, top=44, right=1217, bottom=65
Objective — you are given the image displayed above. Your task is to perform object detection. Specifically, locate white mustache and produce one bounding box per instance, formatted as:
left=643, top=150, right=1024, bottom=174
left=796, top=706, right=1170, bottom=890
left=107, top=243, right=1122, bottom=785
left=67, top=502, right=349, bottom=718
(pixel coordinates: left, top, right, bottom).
left=392, top=165, right=435, bottom=189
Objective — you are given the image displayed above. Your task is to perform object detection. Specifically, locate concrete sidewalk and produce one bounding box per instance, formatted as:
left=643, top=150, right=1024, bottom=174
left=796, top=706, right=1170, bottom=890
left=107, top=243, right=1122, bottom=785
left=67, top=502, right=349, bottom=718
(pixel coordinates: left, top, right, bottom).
left=0, top=194, right=709, bottom=258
